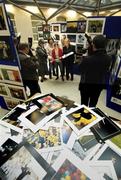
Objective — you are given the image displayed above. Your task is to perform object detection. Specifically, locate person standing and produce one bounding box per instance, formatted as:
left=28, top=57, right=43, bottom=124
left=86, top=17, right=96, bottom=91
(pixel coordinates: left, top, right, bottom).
left=18, top=43, right=41, bottom=97
left=63, top=38, right=75, bottom=81
left=79, top=35, right=112, bottom=107
left=52, top=42, right=64, bottom=81
left=36, top=39, right=48, bottom=82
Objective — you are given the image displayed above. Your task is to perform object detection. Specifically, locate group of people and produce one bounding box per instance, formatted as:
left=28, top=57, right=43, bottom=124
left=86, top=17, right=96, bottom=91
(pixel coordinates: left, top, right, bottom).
left=18, top=34, right=112, bottom=108
left=36, top=37, right=75, bottom=82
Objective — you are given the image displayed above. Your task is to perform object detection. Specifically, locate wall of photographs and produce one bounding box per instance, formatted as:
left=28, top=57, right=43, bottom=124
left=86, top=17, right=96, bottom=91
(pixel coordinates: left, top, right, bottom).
left=0, top=1, right=27, bottom=110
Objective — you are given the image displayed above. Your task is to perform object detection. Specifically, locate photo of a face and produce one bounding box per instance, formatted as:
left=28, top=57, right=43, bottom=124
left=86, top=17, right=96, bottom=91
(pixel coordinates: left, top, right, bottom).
left=8, top=85, right=26, bottom=100
left=0, top=139, right=18, bottom=166
left=0, top=83, right=8, bottom=96
left=62, top=122, right=72, bottom=144
left=87, top=19, right=104, bottom=34
left=0, top=6, right=6, bottom=30
left=67, top=22, right=77, bottom=33
left=0, top=36, right=14, bottom=61
left=67, top=107, right=97, bottom=130
left=0, top=146, right=47, bottom=180
left=53, top=25, right=59, bottom=32
left=77, top=34, right=85, bottom=44
left=51, top=159, right=90, bottom=180
left=77, top=21, right=86, bottom=33
left=26, top=127, right=62, bottom=150
left=98, top=147, right=121, bottom=179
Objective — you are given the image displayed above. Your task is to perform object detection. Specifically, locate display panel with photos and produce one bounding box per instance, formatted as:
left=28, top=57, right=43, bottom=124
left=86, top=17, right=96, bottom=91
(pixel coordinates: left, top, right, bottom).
left=93, top=143, right=121, bottom=179
left=64, top=105, right=102, bottom=136
left=0, top=4, right=10, bottom=36
left=86, top=18, right=105, bottom=34
left=0, top=36, right=15, bottom=61
left=1, top=65, right=23, bottom=85
left=0, top=141, right=55, bottom=180
left=0, top=83, right=9, bottom=97
left=7, top=85, right=27, bottom=101
left=67, top=21, right=77, bottom=33
left=77, top=21, right=86, bottom=33
left=0, top=105, right=26, bottom=133
left=52, top=149, right=99, bottom=180
left=24, top=126, right=63, bottom=152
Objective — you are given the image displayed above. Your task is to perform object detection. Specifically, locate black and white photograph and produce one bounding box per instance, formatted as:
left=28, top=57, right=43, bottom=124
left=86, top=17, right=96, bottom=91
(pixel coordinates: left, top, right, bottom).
left=67, top=34, right=76, bottom=42
left=67, top=21, right=77, bottom=33
left=61, top=23, right=67, bottom=33
left=77, top=21, right=86, bottom=33
left=76, top=34, right=85, bottom=44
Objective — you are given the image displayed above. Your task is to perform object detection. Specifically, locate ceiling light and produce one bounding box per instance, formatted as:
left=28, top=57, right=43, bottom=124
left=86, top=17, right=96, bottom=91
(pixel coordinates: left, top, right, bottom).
left=66, top=10, right=77, bottom=17
left=83, top=12, right=92, bottom=17
left=25, top=6, right=40, bottom=14
left=99, top=11, right=106, bottom=14
left=5, top=4, right=14, bottom=13
left=110, top=9, right=119, bottom=13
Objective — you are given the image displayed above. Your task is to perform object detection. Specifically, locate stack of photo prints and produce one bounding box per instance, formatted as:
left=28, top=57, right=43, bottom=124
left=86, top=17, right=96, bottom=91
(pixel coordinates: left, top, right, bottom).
left=0, top=93, right=121, bottom=179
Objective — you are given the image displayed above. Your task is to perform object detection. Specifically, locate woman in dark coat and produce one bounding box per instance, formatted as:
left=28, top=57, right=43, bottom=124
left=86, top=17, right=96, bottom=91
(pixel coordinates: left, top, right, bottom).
left=36, top=39, right=48, bottom=82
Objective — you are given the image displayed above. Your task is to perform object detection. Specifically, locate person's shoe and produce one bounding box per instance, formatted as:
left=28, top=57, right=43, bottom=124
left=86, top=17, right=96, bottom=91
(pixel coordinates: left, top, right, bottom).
left=55, top=77, right=59, bottom=80
left=49, top=75, right=52, bottom=79
left=71, top=78, right=73, bottom=81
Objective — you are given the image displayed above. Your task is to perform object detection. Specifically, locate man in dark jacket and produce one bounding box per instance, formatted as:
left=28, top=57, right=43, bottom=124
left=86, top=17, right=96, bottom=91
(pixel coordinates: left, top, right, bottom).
left=18, top=43, right=41, bottom=96
left=79, top=35, right=112, bottom=107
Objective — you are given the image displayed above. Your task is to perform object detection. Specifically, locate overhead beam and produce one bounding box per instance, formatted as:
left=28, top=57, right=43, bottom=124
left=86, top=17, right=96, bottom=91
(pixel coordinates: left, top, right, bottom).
left=33, top=0, right=46, bottom=21
left=69, top=6, right=87, bottom=19
left=97, top=0, right=102, bottom=15
left=47, top=0, right=76, bottom=22
left=109, top=8, right=121, bottom=16
left=7, top=0, right=45, bottom=21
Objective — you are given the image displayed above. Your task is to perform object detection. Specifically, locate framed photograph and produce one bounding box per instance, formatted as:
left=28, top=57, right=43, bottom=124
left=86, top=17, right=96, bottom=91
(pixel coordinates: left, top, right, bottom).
left=37, top=25, right=43, bottom=32
left=0, top=36, right=15, bottom=61
left=91, top=108, right=121, bottom=142
left=0, top=3, right=10, bottom=36
left=0, top=83, right=9, bottom=97
left=51, top=148, right=99, bottom=180
left=38, top=32, right=43, bottom=39
left=106, top=39, right=120, bottom=56
left=64, top=105, right=102, bottom=136
left=67, top=34, right=76, bottom=43
left=86, top=18, right=105, bottom=34
left=0, top=105, right=26, bottom=133
left=0, top=141, right=55, bottom=180
left=43, top=24, right=50, bottom=32
left=24, top=126, right=63, bottom=152
left=1, top=65, right=23, bottom=85
left=7, top=85, right=27, bottom=101
left=52, top=24, right=60, bottom=32
left=0, top=138, right=18, bottom=165
left=67, top=21, right=77, bottom=33
left=88, top=161, right=118, bottom=180
left=4, top=97, right=20, bottom=110
left=93, top=143, right=121, bottom=179
left=61, top=23, right=67, bottom=33
left=76, top=34, right=85, bottom=44
left=77, top=21, right=86, bottom=33
left=43, top=31, right=50, bottom=40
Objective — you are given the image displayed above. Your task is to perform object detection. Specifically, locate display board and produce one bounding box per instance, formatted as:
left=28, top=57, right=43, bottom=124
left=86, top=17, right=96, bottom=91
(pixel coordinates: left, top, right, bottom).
left=0, top=1, right=27, bottom=109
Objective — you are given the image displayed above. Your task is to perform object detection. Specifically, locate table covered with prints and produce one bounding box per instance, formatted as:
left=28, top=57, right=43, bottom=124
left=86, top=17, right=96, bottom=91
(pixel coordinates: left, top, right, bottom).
left=0, top=93, right=121, bottom=180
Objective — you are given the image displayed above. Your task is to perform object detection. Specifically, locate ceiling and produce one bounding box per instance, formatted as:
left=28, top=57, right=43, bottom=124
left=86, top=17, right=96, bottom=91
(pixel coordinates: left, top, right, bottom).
left=8, top=0, right=121, bottom=11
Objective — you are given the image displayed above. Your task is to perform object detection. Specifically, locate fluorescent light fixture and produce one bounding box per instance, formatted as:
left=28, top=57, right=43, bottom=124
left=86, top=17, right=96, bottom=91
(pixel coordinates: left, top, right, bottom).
left=83, top=12, right=92, bottom=17
left=5, top=4, right=14, bottom=12
left=25, top=6, right=40, bottom=14
left=66, top=10, right=77, bottom=17
left=110, top=9, right=119, bottom=12
left=99, top=11, right=106, bottom=14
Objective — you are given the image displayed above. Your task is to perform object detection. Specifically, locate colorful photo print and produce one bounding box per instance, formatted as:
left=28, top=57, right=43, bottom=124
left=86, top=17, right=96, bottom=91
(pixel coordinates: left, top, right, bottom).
left=110, top=134, right=121, bottom=149
left=53, top=25, right=60, bottom=32
left=25, top=126, right=62, bottom=152
left=43, top=24, right=50, bottom=32
left=0, top=145, right=47, bottom=180
left=1, top=65, right=22, bottom=85
left=61, top=23, right=67, bottom=33
left=0, top=4, right=10, bottom=35
left=0, top=83, right=9, bottom=97
left=87, top=18, right=105, bottom=34
left=34, top=94, right=63, bottom=115
left=78, top=134, right=98, bottom=152
left=0, top=138, right=18, bottom=166
left=51, top=159, right=90, bottom=180
left=77, top=34, right=85, bottom=44
left=94, top=144, right=121, bottom=179
left=67, top=21, right=77, bottom=33
left=0, top=36, right=14, bottom=61
left=77, top=21, right=86, bottom=33
left=62, top=122, right=73, bottom=144
left=4, top=98, right=20, bottom=110
left=8, top=85, right=26, bottom=100
left=0, top=106, right=25, bottom=133
left=67, top=34, right=76, bottom=42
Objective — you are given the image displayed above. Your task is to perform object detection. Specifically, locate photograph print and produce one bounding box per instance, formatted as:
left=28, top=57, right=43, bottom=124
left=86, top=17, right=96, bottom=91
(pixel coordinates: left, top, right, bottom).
left=0, top=143, right=48, bottom=180
left=0, top=36, right=14, bottom=61
left=86, top=18, right=105, bottom=34
left=53, top=25, right=60, bottom=32
left=1, top=65, right=22, bottom=85
left=4, top=97, right=20, bottom=110
left=65, top=105, right=102, bottom=135
left=0, top=83, right=9, bottom=97
left=61, top=23, right=67, bottom=33
left=25, top=126, right=62, bottom=152
left=8, top=85, right=27, bottom=100
left=67, top=34, right=76, bottom=43
left=0, top=4, right=10, bottom=35
left=67, top=21, right=77, bottom=33
left=77, top=34, right=85, bottom=44
left=77, top=21, right=86, bottom=33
